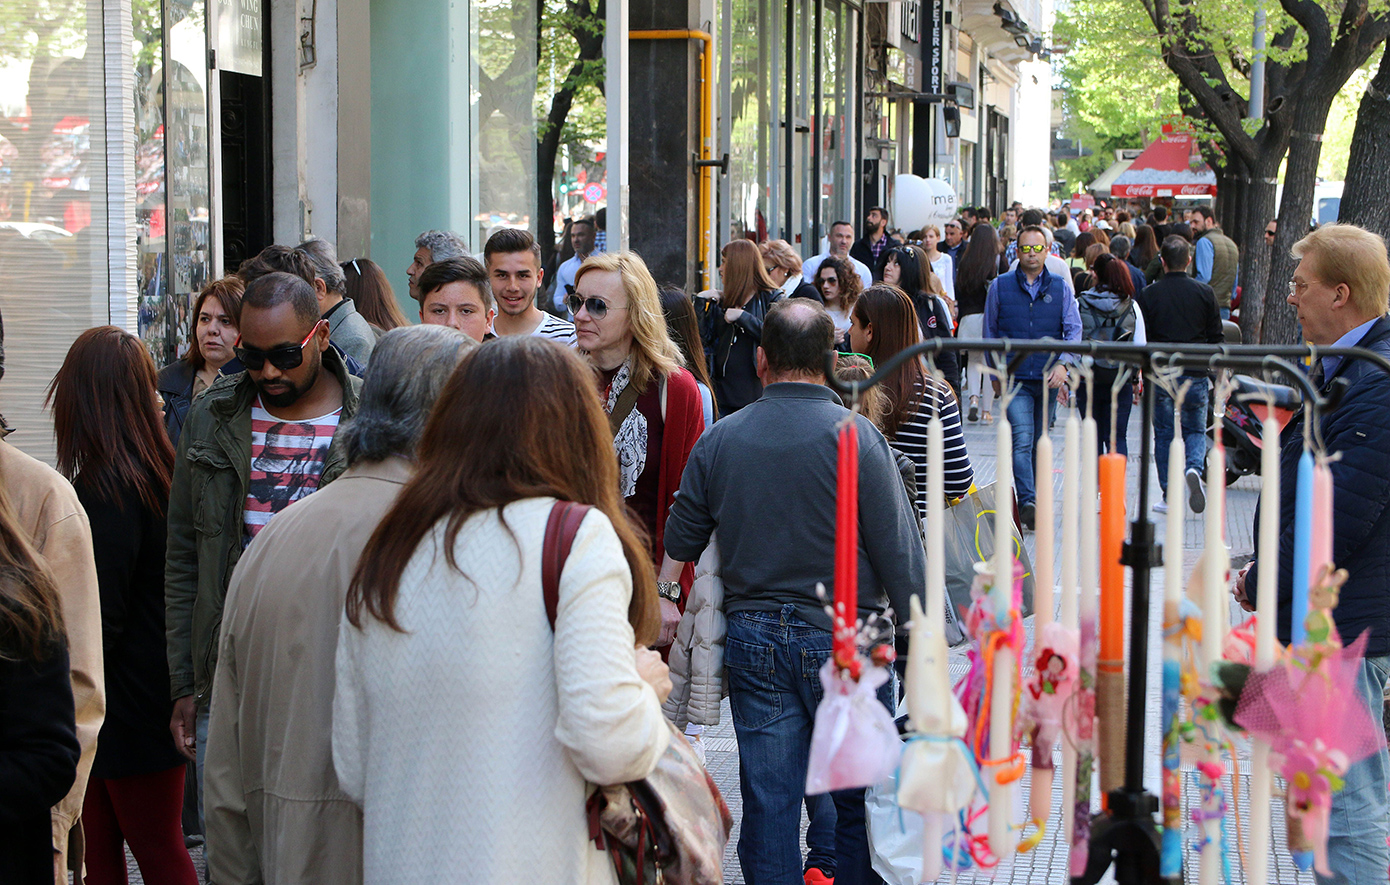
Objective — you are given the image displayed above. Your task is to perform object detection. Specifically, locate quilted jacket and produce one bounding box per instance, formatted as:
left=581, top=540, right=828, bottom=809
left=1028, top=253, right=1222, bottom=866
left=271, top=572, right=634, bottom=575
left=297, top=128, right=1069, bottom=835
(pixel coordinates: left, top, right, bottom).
left=663, top=536, right=726, bottom=729
left=1248, top=315, right=1390, bottom=656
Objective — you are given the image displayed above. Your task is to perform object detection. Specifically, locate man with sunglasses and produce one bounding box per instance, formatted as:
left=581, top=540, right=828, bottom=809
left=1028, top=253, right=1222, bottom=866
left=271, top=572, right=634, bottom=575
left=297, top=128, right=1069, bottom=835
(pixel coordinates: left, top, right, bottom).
left=165, top=272, right=363, bottom=815
left=982, top=224, right=1082, bottom=530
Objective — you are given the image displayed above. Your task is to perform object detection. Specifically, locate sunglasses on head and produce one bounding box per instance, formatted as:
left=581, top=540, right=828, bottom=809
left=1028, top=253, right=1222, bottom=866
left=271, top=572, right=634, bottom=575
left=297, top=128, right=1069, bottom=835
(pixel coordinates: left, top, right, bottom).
left=234, top=320, right=324, bottom=371
left=565, top=288, right=629, bottom=320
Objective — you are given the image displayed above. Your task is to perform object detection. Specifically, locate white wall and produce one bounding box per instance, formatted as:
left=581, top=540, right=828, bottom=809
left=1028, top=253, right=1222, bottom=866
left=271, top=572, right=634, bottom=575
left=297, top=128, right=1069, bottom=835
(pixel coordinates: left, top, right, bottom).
left=271, top=0, right=340, bottom=245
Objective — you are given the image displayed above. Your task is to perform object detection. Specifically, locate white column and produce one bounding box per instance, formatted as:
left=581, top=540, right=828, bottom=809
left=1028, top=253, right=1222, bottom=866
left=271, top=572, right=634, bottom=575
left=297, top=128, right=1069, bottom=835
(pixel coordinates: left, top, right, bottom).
left=606, top=0, right=630, bottom=251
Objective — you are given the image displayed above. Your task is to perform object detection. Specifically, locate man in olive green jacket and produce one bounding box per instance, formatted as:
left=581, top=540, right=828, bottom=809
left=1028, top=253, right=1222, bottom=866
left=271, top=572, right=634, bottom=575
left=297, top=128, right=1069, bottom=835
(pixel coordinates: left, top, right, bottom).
left=164, top=272, right=362, bottom=817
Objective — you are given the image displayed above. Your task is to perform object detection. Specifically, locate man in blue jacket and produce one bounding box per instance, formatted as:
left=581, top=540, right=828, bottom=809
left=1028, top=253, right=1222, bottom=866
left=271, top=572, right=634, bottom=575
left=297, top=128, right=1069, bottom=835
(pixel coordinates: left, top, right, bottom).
left=982, top=224, right=1082, bottom=529
left=1237, top=223, right=1390, bottom=885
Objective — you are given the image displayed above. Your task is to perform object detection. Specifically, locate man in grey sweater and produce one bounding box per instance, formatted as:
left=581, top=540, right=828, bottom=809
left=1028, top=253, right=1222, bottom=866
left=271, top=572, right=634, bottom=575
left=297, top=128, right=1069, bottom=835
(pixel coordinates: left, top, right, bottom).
left=665, top=297, right=925, bottom=885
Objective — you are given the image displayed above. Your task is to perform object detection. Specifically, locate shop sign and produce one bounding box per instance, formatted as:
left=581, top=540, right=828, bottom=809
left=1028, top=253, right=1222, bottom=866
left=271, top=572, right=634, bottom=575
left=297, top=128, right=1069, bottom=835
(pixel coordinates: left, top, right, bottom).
left=1110, top=183, right=1216, bottom=197
left=217, top=0, right=263, bottom=77
left=926, top=0, right=944, bottom=94
left=901, top=0, right=921, bottom=43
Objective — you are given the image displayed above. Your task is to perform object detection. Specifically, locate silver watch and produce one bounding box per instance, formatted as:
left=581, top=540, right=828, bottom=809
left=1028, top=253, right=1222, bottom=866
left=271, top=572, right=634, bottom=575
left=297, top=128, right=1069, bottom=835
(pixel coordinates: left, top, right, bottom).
left=657, top=581, right=682, bottom=602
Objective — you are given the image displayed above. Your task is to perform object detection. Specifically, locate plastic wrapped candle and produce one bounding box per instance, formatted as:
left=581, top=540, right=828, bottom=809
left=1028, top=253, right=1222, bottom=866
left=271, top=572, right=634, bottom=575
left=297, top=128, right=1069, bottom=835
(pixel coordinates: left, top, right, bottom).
left=1097, top=452, right=1127, bottom=797
left=1060, top=410, right=1080, bottom=846
left=1291, top=450, right=1314, bottom=645
left=1247, top=414, right=1282, bottom=885
left=1160, top=419, right=1186, bottom=878
left=1310, top=461, right=1333, bottom=601
left=989, top=409, right=1016, bottom=858
left=1200, top=439, right=1228, bottom=885
left=1070, top=413, right=1100, bottom=877
left=834, top=422, right=859, bottom=665
left=1029, top=431, right=1056, bottom=829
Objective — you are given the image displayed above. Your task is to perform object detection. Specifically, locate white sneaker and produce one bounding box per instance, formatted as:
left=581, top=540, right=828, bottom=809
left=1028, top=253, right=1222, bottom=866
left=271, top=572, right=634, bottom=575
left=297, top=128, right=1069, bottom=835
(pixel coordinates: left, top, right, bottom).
left=1186, top=468, right=1207, bottom=514
left=685, top=732, right=707, bottom=766
left=1153, top=499, right=1169, bottom=513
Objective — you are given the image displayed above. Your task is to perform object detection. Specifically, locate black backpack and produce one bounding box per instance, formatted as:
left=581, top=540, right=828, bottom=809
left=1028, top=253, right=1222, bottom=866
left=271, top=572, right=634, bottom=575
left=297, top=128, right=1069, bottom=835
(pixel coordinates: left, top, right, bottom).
left=1078, top=290, right=1137, bottom=368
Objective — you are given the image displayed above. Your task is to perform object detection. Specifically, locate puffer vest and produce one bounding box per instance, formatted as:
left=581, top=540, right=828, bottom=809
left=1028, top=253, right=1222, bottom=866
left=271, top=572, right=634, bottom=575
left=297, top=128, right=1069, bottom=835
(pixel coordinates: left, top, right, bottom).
left=993, top=267, right=1069, bottom=378
left=1200, top=228, right=1239, bottom=308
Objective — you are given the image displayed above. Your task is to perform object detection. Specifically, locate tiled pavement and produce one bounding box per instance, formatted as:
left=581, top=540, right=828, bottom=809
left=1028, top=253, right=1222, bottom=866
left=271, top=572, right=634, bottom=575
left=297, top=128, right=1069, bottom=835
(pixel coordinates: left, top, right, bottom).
left=127, top=405, right=1309, bottom=884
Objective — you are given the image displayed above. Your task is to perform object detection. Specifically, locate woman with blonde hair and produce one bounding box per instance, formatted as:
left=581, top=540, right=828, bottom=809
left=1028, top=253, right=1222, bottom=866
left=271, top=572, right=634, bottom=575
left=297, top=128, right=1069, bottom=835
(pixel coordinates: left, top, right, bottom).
left=759, top=239, right=821, bottom=301
left=696, top=239, right=783, bottom=416
left=918, top=223, right=956, bottom=303
left=570, top=251, right=705, bottom=647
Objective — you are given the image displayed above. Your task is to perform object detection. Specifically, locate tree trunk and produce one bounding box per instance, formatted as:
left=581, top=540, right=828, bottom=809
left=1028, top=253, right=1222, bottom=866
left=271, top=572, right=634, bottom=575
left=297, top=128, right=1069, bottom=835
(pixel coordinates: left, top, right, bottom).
left=1340, top=45, right=1390, bottom=236
left=1261, top=100, right=1333, bottom=344
left=1237, top=165, right=1279, bottom=343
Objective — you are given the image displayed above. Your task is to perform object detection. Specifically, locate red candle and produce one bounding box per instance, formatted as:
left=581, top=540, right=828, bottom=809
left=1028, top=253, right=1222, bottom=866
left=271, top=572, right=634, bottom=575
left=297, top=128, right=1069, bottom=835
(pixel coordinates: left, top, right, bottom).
left=835, top=421, right=860, bottom=663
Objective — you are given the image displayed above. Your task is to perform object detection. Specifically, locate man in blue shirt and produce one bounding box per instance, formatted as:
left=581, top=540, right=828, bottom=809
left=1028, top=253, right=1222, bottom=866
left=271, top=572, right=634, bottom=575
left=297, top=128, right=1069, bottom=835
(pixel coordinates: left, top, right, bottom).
left=1190, top=207, right=1238, bottom=318
left=983, top=225, right=1083, bottom=528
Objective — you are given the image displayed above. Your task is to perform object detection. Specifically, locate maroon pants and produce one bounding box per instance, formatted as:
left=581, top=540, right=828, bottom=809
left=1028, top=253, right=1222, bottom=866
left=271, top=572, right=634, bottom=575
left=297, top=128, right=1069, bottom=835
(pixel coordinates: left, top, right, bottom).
left=82, top=765, right=198, bottom=885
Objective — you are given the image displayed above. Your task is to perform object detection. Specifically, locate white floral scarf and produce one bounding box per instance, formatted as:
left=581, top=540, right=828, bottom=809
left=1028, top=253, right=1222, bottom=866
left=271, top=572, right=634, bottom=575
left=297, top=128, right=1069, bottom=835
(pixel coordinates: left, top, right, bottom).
left=605, top=357, right=648, bottom=498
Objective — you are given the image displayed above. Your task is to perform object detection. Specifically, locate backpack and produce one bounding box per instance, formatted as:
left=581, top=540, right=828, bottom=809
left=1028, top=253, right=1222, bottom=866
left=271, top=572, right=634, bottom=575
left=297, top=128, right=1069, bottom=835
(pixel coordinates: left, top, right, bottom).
left=1078, top=290, right=1137, bottom=369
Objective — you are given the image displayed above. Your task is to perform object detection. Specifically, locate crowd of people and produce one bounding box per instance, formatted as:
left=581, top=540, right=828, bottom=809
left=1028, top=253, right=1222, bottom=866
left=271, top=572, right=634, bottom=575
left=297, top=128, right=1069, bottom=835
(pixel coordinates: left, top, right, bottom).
left=1, top=199, right=1387, bottom=885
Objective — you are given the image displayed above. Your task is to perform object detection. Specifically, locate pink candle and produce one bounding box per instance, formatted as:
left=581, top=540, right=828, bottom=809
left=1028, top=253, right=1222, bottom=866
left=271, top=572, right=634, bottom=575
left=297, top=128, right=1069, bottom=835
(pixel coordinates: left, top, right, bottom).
left=1309, top=462, right=1333, bottom=593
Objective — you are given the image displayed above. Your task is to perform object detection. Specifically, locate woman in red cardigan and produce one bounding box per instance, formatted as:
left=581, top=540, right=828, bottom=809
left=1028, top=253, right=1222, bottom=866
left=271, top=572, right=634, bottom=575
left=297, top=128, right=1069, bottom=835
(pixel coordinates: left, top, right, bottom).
left=569, top=252, right=706, bottom=648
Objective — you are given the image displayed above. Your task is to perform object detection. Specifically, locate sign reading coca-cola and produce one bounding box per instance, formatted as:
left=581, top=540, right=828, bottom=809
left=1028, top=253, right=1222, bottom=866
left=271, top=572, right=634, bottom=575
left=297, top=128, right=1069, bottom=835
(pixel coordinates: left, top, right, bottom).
left=1110, top=183, right=1216, bottom=197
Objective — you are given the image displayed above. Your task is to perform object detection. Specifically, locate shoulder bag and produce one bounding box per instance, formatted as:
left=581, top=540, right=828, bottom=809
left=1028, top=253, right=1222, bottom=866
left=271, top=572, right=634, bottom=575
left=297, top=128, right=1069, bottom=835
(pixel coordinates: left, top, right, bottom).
left=543, top=501, right=734, bottom=885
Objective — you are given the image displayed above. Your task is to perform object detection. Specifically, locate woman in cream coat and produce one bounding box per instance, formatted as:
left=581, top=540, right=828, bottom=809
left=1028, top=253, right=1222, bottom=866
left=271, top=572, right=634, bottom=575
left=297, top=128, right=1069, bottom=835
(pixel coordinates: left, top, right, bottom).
left=334, top=337, right=670, bottom=885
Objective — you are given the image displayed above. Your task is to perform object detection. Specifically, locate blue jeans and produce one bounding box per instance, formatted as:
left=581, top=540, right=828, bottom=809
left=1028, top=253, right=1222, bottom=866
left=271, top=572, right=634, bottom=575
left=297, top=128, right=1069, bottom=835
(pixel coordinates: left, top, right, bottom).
left=1005, top=379, right=1047, bottom=506
left=1154, top=384, right=1208, bottom=495
left=725, top=607, right=895, bottom=885
left=1319, top=654, right=1390, bottom=885
left=195, top=703, right=209, bottom=830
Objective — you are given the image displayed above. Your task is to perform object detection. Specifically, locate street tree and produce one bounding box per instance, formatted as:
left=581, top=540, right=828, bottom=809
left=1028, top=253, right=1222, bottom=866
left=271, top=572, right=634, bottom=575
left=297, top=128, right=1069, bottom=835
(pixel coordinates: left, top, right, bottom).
left=1339, top=46, right=1390, bottom=234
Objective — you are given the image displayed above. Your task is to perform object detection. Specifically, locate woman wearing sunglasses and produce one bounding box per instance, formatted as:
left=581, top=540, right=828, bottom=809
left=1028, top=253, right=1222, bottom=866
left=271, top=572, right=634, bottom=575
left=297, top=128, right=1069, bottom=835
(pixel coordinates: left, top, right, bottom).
left=570, top=252, right=704, bottom=649
left=849, top=285, right=974, bottom=521
left=695, top=239, right=785, bottom=418
left=878, top=244, right=961, bottom=398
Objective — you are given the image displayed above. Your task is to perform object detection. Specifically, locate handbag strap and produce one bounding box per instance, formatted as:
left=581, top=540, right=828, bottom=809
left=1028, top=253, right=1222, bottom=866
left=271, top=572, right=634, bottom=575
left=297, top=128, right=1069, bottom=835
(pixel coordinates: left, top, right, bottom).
left=608, top=382, right=642, bottom=438
left=543, top=500, right=593, bottom=630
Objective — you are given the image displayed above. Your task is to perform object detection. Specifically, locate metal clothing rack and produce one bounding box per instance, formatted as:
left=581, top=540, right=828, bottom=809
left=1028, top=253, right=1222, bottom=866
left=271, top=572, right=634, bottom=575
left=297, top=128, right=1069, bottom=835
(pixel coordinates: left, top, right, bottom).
left=823, top=338, right=1390, bottom=885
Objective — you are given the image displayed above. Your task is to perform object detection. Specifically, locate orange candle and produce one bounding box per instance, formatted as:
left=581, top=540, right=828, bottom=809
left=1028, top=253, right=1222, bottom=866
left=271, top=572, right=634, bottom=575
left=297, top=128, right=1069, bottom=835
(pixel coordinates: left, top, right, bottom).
left=1098, top=454, right=1127, bottom=662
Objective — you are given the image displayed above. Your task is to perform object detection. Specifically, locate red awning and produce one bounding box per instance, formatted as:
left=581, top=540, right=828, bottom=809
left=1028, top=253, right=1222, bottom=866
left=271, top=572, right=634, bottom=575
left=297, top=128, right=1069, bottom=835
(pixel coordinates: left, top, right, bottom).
left=1111, top=131, right=1216, bottom=197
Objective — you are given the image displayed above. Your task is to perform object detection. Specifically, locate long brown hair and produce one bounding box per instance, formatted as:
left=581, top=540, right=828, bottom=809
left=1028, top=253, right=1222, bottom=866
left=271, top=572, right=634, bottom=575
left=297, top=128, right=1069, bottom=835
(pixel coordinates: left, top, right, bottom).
left=186, top=277, right=245, bottom=371
left=343, top=257, right=409, bottom=331
left=47, top=327, right=175, bottom=514
left=719, top=239, right=779, bottom=309
left=346, top=336, right=661, bottom=644
left=659, top=285, right=717, bottom=419
left=0, top=484, right=64, bottom=662
left=853, top=285, right=926, bottom=438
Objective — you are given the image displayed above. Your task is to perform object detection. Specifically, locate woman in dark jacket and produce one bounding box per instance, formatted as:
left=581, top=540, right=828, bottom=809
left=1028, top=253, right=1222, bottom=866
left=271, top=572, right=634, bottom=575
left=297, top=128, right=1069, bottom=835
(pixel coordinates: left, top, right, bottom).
left=50, top=328, right=198, bottom=885
left=878, top=244, right=961, bottom=399
left=697, top=238, right=783, bottom=416
left=954, top=224, right=1001, bottom=424
left=156, top=276, right=243, bottom=446
left=0, top=484, right=79, bottom=885
left=1075, top=254, right=1145, bottom=456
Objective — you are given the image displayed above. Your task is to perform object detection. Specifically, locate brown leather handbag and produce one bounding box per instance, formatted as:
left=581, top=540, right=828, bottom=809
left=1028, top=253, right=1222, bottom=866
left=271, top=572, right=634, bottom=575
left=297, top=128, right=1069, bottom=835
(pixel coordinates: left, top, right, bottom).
left=542, top=501, right=733, bottom=885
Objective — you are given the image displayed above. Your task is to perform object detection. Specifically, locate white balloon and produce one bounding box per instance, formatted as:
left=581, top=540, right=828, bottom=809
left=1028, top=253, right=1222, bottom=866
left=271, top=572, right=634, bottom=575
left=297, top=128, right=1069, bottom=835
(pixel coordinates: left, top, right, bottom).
left=893, top=175, right=959, bottom=232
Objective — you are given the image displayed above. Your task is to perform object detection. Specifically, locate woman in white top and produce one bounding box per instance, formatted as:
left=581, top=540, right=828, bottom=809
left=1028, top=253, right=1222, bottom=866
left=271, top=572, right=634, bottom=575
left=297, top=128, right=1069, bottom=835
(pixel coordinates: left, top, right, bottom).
left=919, top=223, right=956, bottom=308
left=335, top=337, right=671, bottom=885
left=814, top=254, right=863, bottom=345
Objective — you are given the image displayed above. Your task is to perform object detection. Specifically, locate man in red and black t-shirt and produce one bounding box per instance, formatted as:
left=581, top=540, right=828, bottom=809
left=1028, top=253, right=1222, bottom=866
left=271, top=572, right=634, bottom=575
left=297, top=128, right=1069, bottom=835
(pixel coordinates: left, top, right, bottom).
left=164, top=271, right=363, bottom=823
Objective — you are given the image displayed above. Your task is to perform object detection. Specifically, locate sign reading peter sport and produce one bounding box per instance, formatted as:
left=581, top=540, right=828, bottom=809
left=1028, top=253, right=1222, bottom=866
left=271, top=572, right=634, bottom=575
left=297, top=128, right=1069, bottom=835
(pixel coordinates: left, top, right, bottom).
left=1110, top=127, right=1217, bottom=198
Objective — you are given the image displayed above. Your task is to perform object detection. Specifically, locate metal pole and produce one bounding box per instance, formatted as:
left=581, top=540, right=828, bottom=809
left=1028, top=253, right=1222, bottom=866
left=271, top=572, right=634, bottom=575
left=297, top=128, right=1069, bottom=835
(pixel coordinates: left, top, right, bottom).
left=606, top=0, right=630, bottom=250
left=1249, top=3, right=1266, bottom=121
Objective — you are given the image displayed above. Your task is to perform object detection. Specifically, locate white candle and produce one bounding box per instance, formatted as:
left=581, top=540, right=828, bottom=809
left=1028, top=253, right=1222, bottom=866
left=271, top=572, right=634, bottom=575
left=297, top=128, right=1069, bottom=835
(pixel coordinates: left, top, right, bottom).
left=927, top=413, right=945, bottom=635
left=1160, top=416, right=1186, bottom=878
left=1060, top=410, right=1080, bottom=845
left=1246, top=415, right=1281, bottom=885
left=990, top=409, right=1016, bottom=857
left=1200, top=437, right=1228, bottom=885
left=1036, top=432, right=1055, bottom=628
left=1080, top=417, right=1099, bottom=630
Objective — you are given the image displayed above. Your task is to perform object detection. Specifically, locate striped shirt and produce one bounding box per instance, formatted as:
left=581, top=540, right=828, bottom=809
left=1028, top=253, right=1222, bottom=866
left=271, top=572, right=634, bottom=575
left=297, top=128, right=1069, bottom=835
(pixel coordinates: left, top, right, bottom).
left=533, top=313, right=578, bottom=346
left=243, top=400, right=341, bottom=543
left=888, top=378, right=975, bottom=520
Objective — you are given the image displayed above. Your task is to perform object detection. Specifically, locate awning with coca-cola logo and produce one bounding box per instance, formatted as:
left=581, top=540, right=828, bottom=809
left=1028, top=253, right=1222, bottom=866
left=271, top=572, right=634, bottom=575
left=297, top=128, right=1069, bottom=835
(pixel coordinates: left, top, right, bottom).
left=1110, top=131, right=1216, bottom=197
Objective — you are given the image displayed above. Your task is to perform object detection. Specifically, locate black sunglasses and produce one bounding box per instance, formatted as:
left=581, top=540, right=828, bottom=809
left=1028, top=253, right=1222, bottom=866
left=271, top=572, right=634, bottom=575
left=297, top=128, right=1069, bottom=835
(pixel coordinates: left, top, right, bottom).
left=565, top=290, right=629, bottom=320
left=234, top=320, right=324, bottom=371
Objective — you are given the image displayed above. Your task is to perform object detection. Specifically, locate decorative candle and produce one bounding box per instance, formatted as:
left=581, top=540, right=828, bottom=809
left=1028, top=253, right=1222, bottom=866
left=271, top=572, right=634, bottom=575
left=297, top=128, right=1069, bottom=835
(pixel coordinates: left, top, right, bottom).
left=1310, top=461, right=1333, bottom=599
left=1291, top=449, right=1314, bottom=645
left=1029, top=431, right=1056, bottom=830
left=1060, top=410, right=1080, bottom=847
left=1247, top=414, right=1282, bottom=885
left=1097, top=453, right=1127, bottom=797
left=1070, top=414, right=1100, bottom=877
left=927, top=411, right=945, bottom=634
left=1200, top=439, right=1229, bottom=885
left=989, top=409, right=1016, bottom=858
left=834, top=422, right=860, bottom=663
left=1160, top=419, right=1186, bottom=878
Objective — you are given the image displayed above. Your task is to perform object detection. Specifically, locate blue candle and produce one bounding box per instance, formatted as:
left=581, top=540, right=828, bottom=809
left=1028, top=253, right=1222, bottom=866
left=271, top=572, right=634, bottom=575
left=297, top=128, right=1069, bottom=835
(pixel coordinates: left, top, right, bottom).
left=1291, top=450, right=1314, bottom=645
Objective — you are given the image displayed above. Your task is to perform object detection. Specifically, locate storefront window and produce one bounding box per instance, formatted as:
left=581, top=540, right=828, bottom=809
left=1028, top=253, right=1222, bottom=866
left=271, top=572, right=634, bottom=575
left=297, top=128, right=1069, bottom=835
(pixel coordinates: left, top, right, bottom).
left=727, top=0, right=783, bottom=242
left=0, top=3, right=111, bottom=462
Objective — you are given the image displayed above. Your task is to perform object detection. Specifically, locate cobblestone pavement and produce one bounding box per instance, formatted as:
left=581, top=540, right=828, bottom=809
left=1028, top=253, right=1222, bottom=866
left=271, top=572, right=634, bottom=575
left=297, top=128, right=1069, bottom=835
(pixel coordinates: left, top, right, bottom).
left=126, top=403, right=1309, bottom=884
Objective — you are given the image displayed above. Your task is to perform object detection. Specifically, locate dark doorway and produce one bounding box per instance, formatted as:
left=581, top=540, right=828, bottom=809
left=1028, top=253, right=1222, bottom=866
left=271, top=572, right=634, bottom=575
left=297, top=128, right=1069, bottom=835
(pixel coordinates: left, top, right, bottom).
left=219, top=68, right=272, bottom=272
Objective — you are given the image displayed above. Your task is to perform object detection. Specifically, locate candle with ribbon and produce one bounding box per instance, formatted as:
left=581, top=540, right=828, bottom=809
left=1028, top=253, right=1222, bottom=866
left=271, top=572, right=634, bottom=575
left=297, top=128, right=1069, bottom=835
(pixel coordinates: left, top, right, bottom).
left=1070, top=409, right=1100, bottom=878
left=1291, top=450, right=1314, bottom=645
left=1097, top=452, right=1127, bottom=797
left=1160, top=395, right=1187, bottom=879
left=988, top=405, right=1017, bottom=858
left=1060, top=409, right=1080, bottom=847
left=1198, top=436, right=1229, bottom=885
left=1027, top=429, right=1056, bottom=836
left=1246, top=412, right=1282, bottom=885
left=1310, top=460, right=1334, bottom=605
left=834, top=421, right=859, bottom=668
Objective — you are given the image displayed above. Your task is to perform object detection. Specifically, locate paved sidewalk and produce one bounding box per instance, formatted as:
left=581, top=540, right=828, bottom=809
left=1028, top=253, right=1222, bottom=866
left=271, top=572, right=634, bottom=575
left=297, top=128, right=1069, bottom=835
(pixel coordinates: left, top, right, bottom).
left=707, top=406, right=1316, bottom=884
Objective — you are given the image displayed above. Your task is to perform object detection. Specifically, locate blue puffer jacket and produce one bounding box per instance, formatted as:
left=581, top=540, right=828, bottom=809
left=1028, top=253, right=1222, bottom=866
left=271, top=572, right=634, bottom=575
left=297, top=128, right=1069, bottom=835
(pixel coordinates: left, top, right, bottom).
left=1248, top=315, right=1390, bottom=656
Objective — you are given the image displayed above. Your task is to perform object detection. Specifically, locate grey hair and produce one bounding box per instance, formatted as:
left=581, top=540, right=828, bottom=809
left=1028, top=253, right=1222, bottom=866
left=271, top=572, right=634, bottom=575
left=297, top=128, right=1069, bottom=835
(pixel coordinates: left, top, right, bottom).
left=414, top=230, right=470, bottom=263
left=297, top=238, right=347, bottom=294
left=1110, top=235, right=1133, bottom=260
left=338, top=325, right=478, bottom=465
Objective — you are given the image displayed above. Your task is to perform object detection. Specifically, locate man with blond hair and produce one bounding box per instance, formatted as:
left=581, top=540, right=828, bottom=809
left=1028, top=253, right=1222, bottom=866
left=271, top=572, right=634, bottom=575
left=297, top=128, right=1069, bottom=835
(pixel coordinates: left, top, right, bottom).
left=1238, top=223, right=1390, bottom=885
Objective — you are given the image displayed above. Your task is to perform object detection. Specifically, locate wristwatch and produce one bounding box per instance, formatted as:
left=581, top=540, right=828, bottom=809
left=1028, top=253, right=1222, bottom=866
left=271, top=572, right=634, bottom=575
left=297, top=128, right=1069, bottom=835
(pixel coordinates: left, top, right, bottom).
left=657, top=581, right=682, bottom=603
